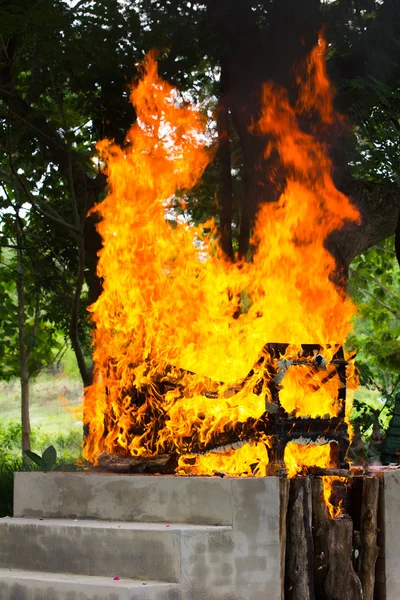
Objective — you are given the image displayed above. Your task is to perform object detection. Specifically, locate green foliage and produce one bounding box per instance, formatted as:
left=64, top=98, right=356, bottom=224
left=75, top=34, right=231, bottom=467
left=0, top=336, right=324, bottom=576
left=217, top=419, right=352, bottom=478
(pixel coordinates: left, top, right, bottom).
left=0, top=419, right=82, bottom=463
left=348, top=237, right=400, bottom=389
left=0, top=421, right=37, bottom=452
left=0, top=416, right=83, bottom=516
left=348, top=236, right=400, bottom=435
left=25, top=445, right=57, bottom=471
left=0, top=243, right=63, bottom=381
left=0, top=456, right=27, bottom=518
left=349, top=79, right=400, bottom=184
left=324, top=0, right=400, bottom=184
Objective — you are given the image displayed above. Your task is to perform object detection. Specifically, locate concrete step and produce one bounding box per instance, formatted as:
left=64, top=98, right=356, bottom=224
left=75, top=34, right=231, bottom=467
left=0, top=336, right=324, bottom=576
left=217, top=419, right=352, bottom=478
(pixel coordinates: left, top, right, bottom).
left=13, top=474, right=283, bottom=599
left=0, top=518, right=230, bottom=582
left=0, top=568, right=181, bottom=600
left=14, top=472, right=236, bottom=524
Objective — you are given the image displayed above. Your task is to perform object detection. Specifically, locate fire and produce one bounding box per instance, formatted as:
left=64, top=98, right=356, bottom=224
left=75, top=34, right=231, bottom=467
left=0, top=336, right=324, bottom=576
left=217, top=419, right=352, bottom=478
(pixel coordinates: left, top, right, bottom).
left=284, top=441, right=346, bottom=518
left=83, top=38, right=359, bottom=484
left=322, top=477, right=346, bottom=520
left=278, top=355, right=343, bottom=418
left=284, top=440, right=334, bottom=478
left=177, top=436, right=270, bottom=477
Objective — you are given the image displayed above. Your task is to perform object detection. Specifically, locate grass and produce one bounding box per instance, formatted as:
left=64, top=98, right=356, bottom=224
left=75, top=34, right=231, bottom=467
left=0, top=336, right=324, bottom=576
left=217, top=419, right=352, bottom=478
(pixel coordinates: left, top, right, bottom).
left=0, top=372, right=83, bottom=451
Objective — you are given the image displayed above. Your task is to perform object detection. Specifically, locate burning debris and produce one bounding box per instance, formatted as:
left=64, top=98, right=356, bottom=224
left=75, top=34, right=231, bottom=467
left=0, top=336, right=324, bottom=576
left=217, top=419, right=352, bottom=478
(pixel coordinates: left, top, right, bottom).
left=83, top=37, right=360, bottom=517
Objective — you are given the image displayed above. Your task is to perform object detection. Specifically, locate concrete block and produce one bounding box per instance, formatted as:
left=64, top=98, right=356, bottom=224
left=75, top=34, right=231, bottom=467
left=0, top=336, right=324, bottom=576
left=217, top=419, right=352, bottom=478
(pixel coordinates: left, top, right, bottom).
left=0, top=518, right=227, bottom=583
left=0, top=569, right=181, bottom=600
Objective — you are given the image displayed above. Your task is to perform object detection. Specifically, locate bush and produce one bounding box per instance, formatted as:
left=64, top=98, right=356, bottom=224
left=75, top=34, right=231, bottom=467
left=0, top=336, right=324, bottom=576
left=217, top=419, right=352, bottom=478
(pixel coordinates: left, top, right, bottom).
left=0, top=456, right=28, bottom=517
left=0, top=421, right=83, bottom=517
left=0, top=422, right=38, bottom=456
left=0, top=420, right=82, bottom=462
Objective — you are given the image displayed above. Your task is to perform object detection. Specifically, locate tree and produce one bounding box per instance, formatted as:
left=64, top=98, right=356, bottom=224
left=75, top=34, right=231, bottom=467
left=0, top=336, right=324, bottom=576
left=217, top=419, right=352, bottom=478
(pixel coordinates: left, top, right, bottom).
left=0, top=203, right=62, bottom=458
left=0, top=0, right=399, bottom=387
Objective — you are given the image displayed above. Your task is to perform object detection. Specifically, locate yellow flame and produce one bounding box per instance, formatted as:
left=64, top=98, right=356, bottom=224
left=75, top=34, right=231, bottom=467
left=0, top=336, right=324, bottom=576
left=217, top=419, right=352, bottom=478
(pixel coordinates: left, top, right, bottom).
left=177, top=436, right=270, bottom=477
left=284, top=442, right=346, bottom=518
left=284, top=441, right=334, bottom=478
left=322, top=476, right=346, bottom=519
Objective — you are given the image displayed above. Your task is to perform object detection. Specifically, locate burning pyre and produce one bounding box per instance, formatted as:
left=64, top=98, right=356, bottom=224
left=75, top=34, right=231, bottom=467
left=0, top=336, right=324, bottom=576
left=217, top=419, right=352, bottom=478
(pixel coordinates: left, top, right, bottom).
left=83, top=38, right=360, bottom=516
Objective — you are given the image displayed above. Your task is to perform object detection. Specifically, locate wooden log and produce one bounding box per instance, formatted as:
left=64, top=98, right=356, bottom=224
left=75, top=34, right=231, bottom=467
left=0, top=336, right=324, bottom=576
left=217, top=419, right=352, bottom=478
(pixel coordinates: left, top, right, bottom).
left=323, top=518, right=363, bottom=600
left=358, top=477, right=380, bottom=600
left=353, top=530, right=361, bottom=573
left=97, top=451, right=176, bottom=473
left=308, top=467, right=352, bottom=478
left=285, top=478, right=315, bottom=600
left=311, top=479, right=331, bottom=600
left=279, top=479, right=290, bottom=600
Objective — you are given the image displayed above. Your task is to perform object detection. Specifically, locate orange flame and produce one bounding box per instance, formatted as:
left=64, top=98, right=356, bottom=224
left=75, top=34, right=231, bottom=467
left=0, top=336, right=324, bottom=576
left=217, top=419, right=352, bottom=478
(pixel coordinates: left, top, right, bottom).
left=284, top=441, right=346, bottom=519
left=284, top=440, right=334, bottom=478
left=322, top=476, right=346, bottom=519
left=177, top=436, right=270, bottom=477
left=83, top=39, right=359, bottom=479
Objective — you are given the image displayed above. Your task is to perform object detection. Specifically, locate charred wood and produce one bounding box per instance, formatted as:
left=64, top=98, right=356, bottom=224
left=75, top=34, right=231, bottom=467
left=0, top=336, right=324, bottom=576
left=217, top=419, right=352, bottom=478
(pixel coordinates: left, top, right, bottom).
left=97, top=451, right=177, bottom=474
left=308, top=467, right=353, bottom=478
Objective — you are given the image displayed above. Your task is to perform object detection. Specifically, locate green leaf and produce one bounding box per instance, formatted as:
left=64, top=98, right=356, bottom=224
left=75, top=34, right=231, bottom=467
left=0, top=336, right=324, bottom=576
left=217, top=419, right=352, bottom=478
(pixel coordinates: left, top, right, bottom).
left=42, top=445, right=57, bottom=470
left=24, top=450, right=44, bottom=468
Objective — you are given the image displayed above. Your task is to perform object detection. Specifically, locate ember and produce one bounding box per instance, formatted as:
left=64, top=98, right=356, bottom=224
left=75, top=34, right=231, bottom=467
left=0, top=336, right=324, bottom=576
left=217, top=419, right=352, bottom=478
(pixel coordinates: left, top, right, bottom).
left=83, top=37, right=359, bottom=513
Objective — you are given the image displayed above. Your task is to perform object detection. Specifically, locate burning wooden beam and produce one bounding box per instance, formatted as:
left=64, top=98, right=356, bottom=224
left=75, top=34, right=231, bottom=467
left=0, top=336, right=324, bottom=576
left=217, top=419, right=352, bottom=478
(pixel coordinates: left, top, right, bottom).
left=97, top=451, right=177, bottom=474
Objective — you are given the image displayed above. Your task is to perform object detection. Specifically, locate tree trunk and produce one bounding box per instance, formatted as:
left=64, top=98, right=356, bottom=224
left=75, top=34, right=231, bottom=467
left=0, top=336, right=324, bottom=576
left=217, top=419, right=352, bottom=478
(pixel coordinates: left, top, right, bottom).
left=15, top=215, right=31, bottom=463
left=69, top=233, right=92, bottom=388
left=216, top=59, right=234, bottom=259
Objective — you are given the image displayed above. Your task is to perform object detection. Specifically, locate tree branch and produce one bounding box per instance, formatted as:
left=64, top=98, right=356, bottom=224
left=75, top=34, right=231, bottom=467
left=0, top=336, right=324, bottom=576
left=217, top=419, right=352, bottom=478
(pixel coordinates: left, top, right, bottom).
left=46, top=66, right=92, bottom=387
left=0, top=168, right=80, bottom=235
left=350, top=268, right=400, bottom=318
left=349, top=268, right=400, bottom=302
left=327, top=178, right=400, bottom=268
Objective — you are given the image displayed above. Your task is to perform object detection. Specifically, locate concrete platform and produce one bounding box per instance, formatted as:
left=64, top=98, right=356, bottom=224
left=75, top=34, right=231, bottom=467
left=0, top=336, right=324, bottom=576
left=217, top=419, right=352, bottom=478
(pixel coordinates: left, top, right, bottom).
left=7, top=473, right=283, bottom=600
left=0, top=569, right=181, bottom=600
left=7, top=471, right=400, bottom=598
